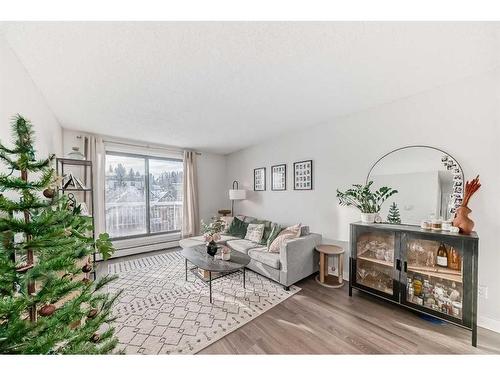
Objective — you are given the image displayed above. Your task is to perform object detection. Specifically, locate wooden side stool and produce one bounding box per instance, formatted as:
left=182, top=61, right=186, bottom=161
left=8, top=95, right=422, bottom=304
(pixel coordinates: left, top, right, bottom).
left=315, top=244, right=345, bottom=288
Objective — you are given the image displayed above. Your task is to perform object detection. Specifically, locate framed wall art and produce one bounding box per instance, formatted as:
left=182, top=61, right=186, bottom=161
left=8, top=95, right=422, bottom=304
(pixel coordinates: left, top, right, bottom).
left=271, top=164, right=287, bottom=191
left=254, top=167, right=266, bottom=191
left=293, top=160, right=313, bottom=190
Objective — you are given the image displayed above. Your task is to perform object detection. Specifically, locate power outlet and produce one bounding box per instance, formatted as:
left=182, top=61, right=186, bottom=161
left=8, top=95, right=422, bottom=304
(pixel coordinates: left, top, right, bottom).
left=478, top=285, right=488, bottom=299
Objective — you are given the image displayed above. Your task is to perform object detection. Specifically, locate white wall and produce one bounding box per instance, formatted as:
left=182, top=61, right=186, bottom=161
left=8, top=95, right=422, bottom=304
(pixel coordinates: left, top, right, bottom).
left=0, top=35, right=62, bottom=166
left=225, top=68, right=500, bottom=331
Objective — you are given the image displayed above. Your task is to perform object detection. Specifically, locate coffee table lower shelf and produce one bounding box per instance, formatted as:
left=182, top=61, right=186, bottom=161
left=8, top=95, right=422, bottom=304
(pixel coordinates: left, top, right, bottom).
left=184, top=259, right=246, bottom=303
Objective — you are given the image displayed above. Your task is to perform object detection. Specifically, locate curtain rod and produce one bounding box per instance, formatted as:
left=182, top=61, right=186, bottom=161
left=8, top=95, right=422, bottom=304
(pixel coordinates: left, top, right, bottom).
left=100, top=138, right=202, bottom=155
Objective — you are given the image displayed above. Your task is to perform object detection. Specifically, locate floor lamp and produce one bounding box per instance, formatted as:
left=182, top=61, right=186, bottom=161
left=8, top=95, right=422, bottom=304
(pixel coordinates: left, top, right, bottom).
left=229, top=180, right=247, bottom=216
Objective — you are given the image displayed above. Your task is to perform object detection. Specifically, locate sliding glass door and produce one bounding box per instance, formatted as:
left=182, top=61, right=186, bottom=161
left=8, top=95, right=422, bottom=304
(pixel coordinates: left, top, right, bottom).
left=105, top=152, right=183, bottom=239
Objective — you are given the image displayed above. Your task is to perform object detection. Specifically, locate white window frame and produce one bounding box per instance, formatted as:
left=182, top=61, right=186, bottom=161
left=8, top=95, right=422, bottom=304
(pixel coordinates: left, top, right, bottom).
left=105, top=150, right=183, bottom=241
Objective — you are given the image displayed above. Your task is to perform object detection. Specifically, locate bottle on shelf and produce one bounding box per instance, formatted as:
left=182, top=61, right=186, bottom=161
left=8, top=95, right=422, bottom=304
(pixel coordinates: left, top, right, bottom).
left=436, top=242, right=448, bottom=268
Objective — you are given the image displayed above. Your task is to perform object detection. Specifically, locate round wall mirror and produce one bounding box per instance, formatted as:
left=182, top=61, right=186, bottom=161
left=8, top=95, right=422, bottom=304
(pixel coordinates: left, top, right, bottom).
left=366, top=146, right=464, bottom=225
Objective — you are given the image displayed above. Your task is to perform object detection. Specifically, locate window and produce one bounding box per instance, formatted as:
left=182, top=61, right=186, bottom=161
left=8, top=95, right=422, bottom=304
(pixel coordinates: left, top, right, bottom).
left=105, top=152, right=183, bottom=239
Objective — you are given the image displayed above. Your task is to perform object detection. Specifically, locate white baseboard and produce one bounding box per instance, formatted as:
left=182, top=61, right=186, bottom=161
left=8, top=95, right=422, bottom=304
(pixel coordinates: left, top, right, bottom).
left=478, top=316, right=500, bottom=333
left=95, top=239, right=179, bottom=260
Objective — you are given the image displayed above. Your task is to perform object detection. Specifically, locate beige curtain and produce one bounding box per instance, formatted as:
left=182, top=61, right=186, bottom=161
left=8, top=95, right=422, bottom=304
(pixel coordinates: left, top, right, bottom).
left=86, top=135, right=106, bottom=236
left=182, top=150, right=199, bottom=237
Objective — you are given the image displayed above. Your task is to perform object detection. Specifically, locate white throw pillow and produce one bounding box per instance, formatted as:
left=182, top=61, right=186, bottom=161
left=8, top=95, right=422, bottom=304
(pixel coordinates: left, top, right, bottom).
left=268, top=224, right=301, bottom=253
left=244, top=223, right=265, bottom=243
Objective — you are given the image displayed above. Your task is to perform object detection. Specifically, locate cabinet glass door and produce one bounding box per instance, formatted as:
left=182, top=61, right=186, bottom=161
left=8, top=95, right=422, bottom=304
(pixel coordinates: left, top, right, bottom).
left=403, top=235, right=465, bottom=322
left=355, top=230, right=396, bottom=297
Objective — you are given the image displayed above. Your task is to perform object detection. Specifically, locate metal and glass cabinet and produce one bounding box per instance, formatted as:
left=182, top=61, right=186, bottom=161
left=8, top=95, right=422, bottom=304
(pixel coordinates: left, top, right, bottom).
left=349, top=222, right=479, bottom=346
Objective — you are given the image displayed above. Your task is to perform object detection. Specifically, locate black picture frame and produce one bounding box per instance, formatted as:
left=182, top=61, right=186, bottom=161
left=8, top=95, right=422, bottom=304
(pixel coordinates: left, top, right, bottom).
left=253, top=167, right=266, bottom=191
left=293, top=160, right=313, bottom=190
left=271, top=164, right=287, bottom=191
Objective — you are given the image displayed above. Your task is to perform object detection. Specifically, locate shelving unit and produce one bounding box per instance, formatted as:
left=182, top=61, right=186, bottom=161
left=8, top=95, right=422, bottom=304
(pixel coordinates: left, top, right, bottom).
left=407, top=266, right=462, bottom=283
left=357, top=255, right=393, bottom=268
left=56, top=158, right=96, bottom=280
left=349, top=222, right=479, bottom=347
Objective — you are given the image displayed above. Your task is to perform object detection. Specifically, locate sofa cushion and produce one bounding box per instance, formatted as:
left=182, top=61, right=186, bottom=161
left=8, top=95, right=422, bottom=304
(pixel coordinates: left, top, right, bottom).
left=179, top=237, right=205, bottom=248
left=250, top=219, right=272, bottom=245
left=227, top=239, right=259, bottom=254
left=179, top=234, right=239, bottom=249
left=248, top=248, right=281, bottom=269
left=268, top=224, right=301, bottom=253
left=243, top=216, right=256, bottom=223
left=226, top=217, right=249, bottom=238
left=244, top=223, right=265, bottom=243
left=265, top=223, right=282, bottom=248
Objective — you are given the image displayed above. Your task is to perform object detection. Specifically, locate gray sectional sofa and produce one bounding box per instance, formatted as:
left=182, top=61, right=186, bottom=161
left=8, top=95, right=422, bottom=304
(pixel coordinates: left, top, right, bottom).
left=179, top=216, right=322, bottom=289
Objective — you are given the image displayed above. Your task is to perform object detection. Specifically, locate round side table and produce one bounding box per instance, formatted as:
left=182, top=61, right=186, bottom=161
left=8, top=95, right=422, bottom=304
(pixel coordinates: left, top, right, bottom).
left=315, top=244, right=345, bottom=288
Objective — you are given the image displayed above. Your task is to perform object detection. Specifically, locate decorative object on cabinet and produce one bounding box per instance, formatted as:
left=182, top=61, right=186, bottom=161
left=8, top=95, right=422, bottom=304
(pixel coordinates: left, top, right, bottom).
left=253, top=168, right=266, bottom=191
left=349, top=222, right=478, bottom=346
left=453, top=175, right=481, bottom=235
left=336, top=181, right=398, bottom=223
left=367, top=145, right=464, bottom=225
left=271, top=163, right=287, bottom=191
left=293, top=160, right=313, bottom=190
left=387, top=202, right=401, bottom=224
left=228, top=180, right=247, bottom=215
left=66, top=146, right=86, bottom=160
left=315, top=244, right=345, bottom=288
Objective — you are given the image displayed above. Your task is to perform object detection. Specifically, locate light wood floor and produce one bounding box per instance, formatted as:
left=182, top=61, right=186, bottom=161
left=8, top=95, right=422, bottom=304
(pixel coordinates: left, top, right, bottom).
left=200, top=276, right=500, bottom=354
left=100, top=250, right=500, bottom=354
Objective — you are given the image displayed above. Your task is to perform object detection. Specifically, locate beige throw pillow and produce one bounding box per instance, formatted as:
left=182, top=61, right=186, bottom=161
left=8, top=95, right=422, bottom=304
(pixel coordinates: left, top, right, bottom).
left=268, top=224, right=301, bottom=253
left=244, top=223, right=265, bottom=243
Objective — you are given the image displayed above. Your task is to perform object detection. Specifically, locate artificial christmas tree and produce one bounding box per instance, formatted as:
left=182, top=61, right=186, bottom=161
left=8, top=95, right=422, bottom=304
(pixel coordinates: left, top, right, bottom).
left=0, top=115, right=119, bottom=354
left=387, top=202, right=401, bottom=224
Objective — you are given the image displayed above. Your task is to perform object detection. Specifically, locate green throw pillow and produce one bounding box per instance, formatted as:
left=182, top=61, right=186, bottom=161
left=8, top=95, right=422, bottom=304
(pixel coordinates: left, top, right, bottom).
left=266, top=224, right=282, bottom=248
left=227, top=217, right=249, bottom=238
left=253, top=220, right=273, bottom=245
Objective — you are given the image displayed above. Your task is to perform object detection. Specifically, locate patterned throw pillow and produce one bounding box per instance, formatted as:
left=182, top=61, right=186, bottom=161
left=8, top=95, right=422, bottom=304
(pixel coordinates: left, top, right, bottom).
left=268, top=224, right=301, bottom=253
left=244, top=223, right=265, bottom=243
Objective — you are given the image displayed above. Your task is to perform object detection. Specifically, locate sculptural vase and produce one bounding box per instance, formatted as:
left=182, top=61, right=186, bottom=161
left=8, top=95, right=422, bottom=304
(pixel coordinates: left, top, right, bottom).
left=453, top=206, right=474, bottom=235
left=206, top=240, right=218, bottom=256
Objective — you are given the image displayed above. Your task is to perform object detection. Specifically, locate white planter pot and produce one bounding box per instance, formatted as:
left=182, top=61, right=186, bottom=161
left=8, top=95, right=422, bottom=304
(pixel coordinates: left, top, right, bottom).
left=361, top=213, right=376, bottom=223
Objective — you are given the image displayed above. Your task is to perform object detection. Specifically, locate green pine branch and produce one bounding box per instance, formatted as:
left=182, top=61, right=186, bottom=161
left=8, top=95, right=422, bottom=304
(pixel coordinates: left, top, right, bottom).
left=0, top=114, right=119, bottom=354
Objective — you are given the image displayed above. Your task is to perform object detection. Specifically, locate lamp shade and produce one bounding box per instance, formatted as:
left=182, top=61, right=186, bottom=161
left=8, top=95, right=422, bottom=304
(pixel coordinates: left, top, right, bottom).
left=229, top=189, right=247, bottom=200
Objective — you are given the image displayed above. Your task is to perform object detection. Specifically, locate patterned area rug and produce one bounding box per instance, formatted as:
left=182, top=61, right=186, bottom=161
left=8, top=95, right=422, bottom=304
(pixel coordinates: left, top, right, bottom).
left=106, top=251, right=300, bottom=354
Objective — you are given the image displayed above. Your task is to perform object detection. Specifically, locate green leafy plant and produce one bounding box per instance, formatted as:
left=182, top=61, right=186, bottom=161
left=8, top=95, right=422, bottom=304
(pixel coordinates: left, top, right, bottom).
left=201, top=216, right=226, bottom=236
left=0, top=115, right=119, bottom=354
left=336, top=181, right=398, bottom=213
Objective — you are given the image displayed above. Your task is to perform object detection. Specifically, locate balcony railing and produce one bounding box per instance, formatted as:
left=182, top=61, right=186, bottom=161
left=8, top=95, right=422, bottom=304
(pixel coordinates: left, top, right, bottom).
left=105, top=201, right=182, bottom=238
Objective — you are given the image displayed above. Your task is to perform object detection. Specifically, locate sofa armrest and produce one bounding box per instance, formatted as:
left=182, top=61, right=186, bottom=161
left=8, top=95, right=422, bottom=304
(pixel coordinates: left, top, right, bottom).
left=279, top=233, right=322, bottom=286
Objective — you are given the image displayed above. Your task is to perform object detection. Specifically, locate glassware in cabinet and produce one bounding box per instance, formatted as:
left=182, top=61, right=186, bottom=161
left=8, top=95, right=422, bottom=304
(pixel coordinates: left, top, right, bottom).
left=404, top=237, right=464, bottom=320
left=355, top=230, right=396, bottom=295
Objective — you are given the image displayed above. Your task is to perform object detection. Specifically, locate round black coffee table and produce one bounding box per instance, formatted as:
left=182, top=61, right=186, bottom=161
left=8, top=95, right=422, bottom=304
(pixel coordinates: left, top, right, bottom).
left=181, top=245, right=251, bottom=303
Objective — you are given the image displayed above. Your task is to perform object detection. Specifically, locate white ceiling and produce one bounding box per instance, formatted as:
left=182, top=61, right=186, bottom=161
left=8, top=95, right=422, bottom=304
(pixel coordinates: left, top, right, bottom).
left=2, top=22, right=499, bottom=154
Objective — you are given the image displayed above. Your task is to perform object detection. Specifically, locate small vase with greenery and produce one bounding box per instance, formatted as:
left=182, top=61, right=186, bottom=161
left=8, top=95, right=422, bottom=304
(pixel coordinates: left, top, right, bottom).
left=201, top=217, right=225, bottom=256
left=336, top=181, right=398, bottom=223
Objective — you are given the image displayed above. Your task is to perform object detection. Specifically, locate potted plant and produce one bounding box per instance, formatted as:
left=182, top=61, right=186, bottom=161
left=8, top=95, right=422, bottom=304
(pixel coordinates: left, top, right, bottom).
left=336, top=181, right=398, bottom=223
left=201, top=216, right=226, bottom=256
